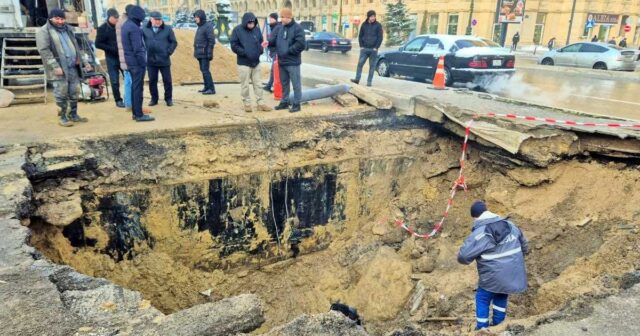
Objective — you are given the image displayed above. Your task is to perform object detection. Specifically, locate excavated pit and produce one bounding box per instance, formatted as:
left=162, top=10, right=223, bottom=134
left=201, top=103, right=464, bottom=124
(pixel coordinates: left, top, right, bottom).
left=24, top=110, right=640, bottom=335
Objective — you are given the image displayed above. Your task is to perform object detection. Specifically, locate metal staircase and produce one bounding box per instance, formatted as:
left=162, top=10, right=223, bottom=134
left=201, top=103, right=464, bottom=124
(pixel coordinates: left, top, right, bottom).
left=1, top=37, right=47, bottom=104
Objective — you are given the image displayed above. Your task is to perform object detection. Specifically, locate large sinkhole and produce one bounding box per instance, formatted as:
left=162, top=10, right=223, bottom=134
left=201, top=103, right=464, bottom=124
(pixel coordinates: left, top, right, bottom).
left=25, top=112, right=640, bottom=334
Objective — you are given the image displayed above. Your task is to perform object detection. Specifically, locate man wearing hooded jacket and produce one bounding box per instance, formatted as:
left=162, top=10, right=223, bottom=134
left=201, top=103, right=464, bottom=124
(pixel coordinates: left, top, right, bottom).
left=193, top=10, right=216, bottom=95
left=458, top=201, right=528, bottom=331
left=230, top=12, right=272, bottom=113
left=122, top=5, right=154, bottom=122
left=351, top=10, right=383, bottom=87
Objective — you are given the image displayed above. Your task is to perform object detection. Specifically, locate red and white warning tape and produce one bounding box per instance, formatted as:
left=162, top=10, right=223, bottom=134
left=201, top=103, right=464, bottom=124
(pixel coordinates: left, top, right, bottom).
left=394, top=112, right=640, bottom=239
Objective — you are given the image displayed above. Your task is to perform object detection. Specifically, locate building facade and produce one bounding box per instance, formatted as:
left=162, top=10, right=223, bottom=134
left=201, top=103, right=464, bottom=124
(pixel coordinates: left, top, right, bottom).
left=227, top=0, right=640, bottom=47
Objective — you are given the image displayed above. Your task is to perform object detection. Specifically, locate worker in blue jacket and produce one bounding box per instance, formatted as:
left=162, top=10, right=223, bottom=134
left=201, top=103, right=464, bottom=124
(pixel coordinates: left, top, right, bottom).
left=458, top=201, right=529, bottom=331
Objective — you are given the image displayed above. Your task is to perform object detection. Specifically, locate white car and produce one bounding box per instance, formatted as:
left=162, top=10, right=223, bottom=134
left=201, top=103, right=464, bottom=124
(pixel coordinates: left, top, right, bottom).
left=304, top=29, right=313, bottom=40
left=539, top=42, right=636, bottom=71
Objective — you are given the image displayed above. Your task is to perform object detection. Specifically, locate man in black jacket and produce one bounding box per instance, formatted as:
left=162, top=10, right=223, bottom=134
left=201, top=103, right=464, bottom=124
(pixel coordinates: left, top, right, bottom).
left=265, top=8, right=305, bottom=112
left=231, top=12, right=273, bottom=113
left=143, top=11, right=177, bottom=106
left=193, top=10, right=216, bottom=95
left=351, top=10, right=383, bottom=87
left=95, top=8, right=124, bottom=107
left=263, top=12, right=280, bottom=93
left=122, top=5, right=154, bottom=122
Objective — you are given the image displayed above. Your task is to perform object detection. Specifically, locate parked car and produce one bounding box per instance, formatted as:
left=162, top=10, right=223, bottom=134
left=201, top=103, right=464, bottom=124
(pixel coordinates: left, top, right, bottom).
left=375, top=35, right=515, bottom=86
left=304, top=29, right=313, bottom=40
left=539, top=42, right=636, bottom=71
left=305, top=32, right=352, bottom=53
left=175, top=22, right=198, bottom=30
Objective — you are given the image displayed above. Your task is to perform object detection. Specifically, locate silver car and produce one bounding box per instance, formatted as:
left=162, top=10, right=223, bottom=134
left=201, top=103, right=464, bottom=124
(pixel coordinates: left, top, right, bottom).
left=539, top=42, right=637, bottom=71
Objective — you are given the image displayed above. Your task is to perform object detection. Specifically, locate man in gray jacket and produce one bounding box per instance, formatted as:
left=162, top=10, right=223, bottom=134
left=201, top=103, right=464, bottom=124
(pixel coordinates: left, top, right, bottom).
left=36, top=8, right=92, bottom=127
left=458, top=201, right=528, bottom=331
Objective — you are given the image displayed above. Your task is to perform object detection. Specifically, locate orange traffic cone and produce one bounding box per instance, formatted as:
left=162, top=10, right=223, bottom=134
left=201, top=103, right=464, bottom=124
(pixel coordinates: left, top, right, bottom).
left=432, top=56, right=447, bottom=90
left=273, top=56, right=283, bottom=100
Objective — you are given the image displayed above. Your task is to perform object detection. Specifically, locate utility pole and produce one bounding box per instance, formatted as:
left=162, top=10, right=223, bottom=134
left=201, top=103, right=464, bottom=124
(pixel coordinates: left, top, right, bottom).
left=466, top=0, right=475, bottom=35
left=566, top=0, right=577, bottom=45
left=338, top=0, right=343, bottom=34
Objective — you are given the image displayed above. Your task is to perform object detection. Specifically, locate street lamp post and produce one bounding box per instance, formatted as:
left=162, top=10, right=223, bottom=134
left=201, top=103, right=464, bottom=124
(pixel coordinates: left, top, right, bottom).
left=566, top=0, right=577, bottom=45
left=338, top=0, right=343, bottom=34
left=466, top=0, right=475, bottom=35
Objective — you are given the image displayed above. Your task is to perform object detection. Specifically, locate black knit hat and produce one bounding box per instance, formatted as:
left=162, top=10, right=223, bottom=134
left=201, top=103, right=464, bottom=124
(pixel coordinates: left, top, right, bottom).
left=269, top=12, right=278, bottom=21
left=49, top=8, right=65, bottom=19
left=470, top=201, right=487, bottom=218
left=367, top=10, right=376, bottom=18
left=107, top=8, right=119, bottom=19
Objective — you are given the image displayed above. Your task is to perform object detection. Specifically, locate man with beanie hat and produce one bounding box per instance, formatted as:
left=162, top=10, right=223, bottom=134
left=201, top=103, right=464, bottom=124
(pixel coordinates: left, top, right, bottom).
left=351, top=10, right=383, bottom=87
left=143, top=11, right=177, bottom=106
left=263, top=12, right=280, bottom=93
left=96, top=8, right=124, bottom=108
left=265, top=8, right=305, bottom=112
left=193, top=10, right=216, bottom=95
left=458, top=201, right=529, bottom=332
left=36, top=8, right=93, bottom=126
left=122, top=5, right=155, bottom=121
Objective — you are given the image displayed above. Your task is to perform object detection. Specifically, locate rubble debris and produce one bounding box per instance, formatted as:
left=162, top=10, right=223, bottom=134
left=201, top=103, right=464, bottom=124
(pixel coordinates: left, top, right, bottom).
left=348, top=84, right=393, bottom=109
left=333, top=93, right=359, bottom=107
left=261, top=311, right=368, bottom=336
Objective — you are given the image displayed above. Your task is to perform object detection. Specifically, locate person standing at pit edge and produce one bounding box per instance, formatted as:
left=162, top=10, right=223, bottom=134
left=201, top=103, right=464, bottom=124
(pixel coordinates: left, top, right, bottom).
left=230, top=12, right=273, bottom=113
left=264, top=8, right=305, bottom=113
left=122, top=5, right=155, bottom=122
left=351, top=10, right=383, bottom=87
left=458, top=201, right=528, bottom=332
left=95, top=8, right=124, bottom=108
left=263, top=12, right=280, bottom=93
left=143, top=11, right=177, bottom=107
left=193, top=10, right=216, bottom=95
left=36, top=8, right=92, bottom=127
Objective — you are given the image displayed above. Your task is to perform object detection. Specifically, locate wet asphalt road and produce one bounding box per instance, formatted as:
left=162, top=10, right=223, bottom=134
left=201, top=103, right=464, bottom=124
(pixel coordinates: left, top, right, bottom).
left=302, top=47, right=640, bottom=120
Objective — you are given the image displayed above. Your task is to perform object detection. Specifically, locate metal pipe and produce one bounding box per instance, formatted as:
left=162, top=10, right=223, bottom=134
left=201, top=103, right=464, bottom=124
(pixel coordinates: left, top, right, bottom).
left=289, top=84, right=351, bottom=103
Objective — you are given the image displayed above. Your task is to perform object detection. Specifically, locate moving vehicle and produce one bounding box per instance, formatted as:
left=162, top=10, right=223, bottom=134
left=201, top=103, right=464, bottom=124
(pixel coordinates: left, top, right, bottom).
left=305, top=32, right=351, bottom=53
left=375, top=35, right=515, bottom=86
left=539, top=42, right=637, bottom=71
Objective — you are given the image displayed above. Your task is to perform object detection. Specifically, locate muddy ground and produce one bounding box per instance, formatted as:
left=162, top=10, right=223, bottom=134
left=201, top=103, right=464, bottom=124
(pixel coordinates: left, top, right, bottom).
left=24, top=110, right=640, bottom=335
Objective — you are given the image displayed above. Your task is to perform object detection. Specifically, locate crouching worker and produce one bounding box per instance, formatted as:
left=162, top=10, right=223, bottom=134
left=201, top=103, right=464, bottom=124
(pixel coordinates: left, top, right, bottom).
left=37, top=8, right=93, bottom=126
left=457, top=201, right=528, bottom=331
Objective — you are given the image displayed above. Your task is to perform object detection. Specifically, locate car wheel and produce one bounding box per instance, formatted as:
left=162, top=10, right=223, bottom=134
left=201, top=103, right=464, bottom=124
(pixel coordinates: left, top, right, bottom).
left=376, top=59, right=390, bottom=77
left=593, top=62, right=608, bottom=70
left=322, top=44, right=329, bottom=53
left=444, top=67, right=453, bottom=87
left=541, top=58, right=554, bottom=66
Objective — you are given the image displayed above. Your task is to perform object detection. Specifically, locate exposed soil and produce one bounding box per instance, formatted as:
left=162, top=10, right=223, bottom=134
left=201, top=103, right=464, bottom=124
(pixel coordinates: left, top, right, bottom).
left=27, top=115, right=640, bottom=335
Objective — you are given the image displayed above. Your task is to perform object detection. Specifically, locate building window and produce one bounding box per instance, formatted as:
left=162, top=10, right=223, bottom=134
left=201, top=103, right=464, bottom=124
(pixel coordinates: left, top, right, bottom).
left=447, top=14, right=458, bottom=35
left=534, top=13, right=546, bottom=45
left=428, top=14, right=438, bottom=34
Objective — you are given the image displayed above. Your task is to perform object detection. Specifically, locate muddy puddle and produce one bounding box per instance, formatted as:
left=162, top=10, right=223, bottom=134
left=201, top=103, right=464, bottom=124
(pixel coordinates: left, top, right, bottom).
left=25, top=112, right=640, bottom=335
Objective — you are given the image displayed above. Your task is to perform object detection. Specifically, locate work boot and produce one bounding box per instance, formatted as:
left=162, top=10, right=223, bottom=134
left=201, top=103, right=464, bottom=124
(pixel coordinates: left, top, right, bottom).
left=166, top=100, right=173, bottom=106
left=257, top=104, right=273, bottom=112
left=244, top=105, right=253, bottom=113
left=148, top=100, right=158, bottom=106
left=115, top=100, right=125, bottom=108
left=58, top=114, right=73, bottom=127
left=350, top=79, right=359, bottom=85
left=289, top=104, right=301, bottom=113
left=135, top=115, right=155, bottom=122
left=274, top=101, right=289, bottom=110
left=69, top=113, right=88, bottom=123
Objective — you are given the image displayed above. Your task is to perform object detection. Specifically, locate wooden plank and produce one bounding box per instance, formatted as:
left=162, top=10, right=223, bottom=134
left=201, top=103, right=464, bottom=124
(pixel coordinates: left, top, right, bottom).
left=347, top=84, right=393, bottom=109
left=332, top=92, right=358, bottom=107
left=1, top=84, right=45, bottom=89
left=2, top=74, right=44, bottom=79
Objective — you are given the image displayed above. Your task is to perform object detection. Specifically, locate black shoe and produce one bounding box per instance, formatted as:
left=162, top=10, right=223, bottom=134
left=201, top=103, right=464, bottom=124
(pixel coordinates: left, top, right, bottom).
left=149, top=100, right=158, bottom=106
left=166, top=100, right=173, bottom=106
left=350, top=79, right=359, bottom=84
left=274, top=102, right=290, bottom=110
left=202, top=90, right=215, bottom=95
left=115, top=100, right=125, bottom=108
left=197, top=89, right=206, bottom=93
left=263, top=86, right=273, bottom=93
left=135, top=115, right=155, bottom=122
left=289, top=104, right=301, bottom=113
left=69, top=114, right=88, bottom=122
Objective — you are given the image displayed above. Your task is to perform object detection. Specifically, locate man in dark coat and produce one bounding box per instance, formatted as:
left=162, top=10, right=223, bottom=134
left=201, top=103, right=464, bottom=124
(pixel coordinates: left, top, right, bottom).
left=458, top=201, right=528, bottom=331
left=193, top=10, right=216, bottom=95
left=230, top=12, right=272, bottom=113
left=263, top=12, right=280, bottom=93
left=511, top=32, right=520, bottom=51
left=143, top=11, right=177, bottom=106
left=619, top=37, right=627, bottom=48
left=95, top=8, right=124, bottom=107
left=351, top=10, right=383, bottom=87
left=36, top=8, right=92, bottom=127
left=122, top=5, right=154, bottom=122
left=265, top=8, right=305, bottom=113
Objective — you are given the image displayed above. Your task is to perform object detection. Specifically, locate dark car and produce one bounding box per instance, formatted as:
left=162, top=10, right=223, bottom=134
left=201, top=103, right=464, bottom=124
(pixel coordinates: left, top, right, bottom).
left=375, top=35, right=515, bottom=86
left=305, top=32, right=352, bottom=53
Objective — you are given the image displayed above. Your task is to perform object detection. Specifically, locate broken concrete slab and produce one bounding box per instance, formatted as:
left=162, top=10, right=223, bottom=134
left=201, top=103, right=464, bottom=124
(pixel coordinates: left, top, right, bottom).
left=260, top=311, right=368, bottom=336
